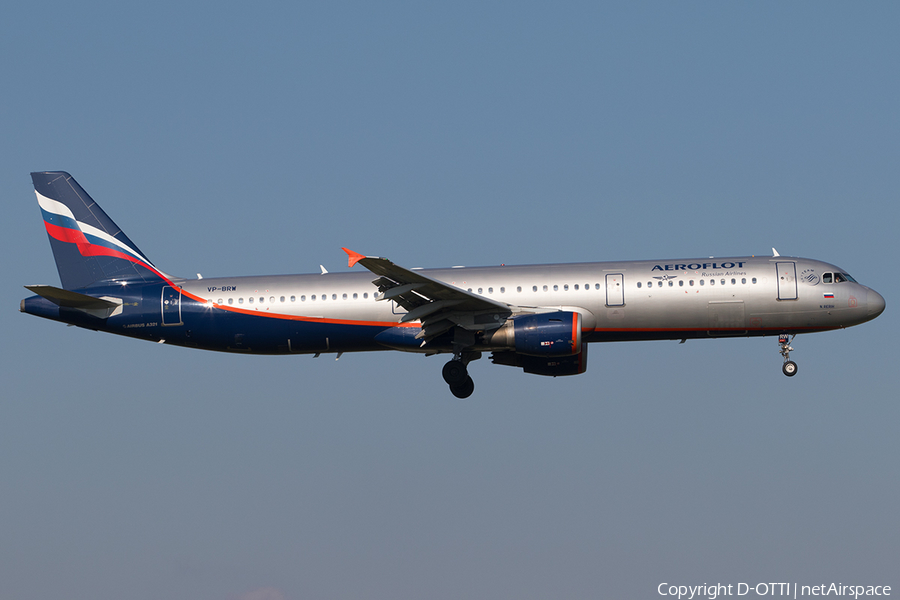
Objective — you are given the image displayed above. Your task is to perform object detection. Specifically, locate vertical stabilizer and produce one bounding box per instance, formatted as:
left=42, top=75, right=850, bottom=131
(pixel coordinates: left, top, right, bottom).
left=32, top=171, right=166, bottom=290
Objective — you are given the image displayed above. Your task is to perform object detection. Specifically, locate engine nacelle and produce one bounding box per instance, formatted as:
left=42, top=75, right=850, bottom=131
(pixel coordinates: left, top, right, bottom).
left=491, top=343, right=588, bottom=377
left=509, top=311, right=582, bottom=356
left=481, top=311, right=582, bottom=356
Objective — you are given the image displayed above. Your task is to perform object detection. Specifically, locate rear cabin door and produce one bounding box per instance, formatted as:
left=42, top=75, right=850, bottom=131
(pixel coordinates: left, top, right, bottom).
left=606, top=273, right=624, bottom=307
left=161, top=286, right=183, bottom=326
left=776, top=262, right=798, bottom=300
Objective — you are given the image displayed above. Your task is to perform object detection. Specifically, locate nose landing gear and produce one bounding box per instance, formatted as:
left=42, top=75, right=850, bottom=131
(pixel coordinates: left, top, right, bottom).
left=779, top=334, right=798, bottom=377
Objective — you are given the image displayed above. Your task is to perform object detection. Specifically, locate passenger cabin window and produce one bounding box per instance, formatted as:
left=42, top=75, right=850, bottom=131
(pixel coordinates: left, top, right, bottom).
left=637, top=282, right=642, bottom=289
left=574, top=284, right=579, bottom=290
left=543, top=285, right=548, bottom=292
left=679, top=280, right=684, bottom=287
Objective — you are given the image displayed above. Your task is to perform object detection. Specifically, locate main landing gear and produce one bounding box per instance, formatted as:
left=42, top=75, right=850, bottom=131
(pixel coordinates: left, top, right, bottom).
left=779, top=334, right=798, bottom=377
left=442, top=351, right=480, bottom=398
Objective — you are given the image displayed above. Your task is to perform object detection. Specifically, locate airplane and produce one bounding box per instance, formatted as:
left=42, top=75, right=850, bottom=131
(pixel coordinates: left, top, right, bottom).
left=21, top=171, right=885, bottom=398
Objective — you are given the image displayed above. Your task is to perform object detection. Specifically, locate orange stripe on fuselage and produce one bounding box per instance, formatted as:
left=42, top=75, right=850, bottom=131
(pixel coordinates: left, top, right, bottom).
left=181, top=290, right=419, bottom=329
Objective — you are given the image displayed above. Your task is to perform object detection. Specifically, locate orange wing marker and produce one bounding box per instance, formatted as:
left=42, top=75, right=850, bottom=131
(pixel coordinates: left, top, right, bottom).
left=342, top=247, right=366, bottom=268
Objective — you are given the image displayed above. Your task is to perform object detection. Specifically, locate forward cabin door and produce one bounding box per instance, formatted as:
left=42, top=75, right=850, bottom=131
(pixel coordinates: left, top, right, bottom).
left=776, top=262, right=798, bottom=300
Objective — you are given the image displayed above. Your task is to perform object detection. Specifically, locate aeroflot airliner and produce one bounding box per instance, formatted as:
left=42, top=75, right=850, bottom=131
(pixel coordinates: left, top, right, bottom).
left=22, top=172, right=886, bottom=397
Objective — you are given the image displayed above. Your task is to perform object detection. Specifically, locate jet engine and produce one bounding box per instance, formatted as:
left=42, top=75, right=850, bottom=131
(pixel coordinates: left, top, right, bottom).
left=481, top=311, right=587, bottom=376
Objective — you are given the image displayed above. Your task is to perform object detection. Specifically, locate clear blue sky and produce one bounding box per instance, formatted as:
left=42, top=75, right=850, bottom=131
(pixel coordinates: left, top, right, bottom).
left=2, top=3, right=898, bottom=599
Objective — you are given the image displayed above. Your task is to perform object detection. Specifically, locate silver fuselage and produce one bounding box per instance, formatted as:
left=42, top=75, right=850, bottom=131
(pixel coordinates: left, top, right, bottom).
left=172, top=255, right=883, bottom=353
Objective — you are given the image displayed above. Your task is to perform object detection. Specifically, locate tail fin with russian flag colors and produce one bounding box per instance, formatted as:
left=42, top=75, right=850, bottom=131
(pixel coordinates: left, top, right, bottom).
left=32, top=171, right=168, bottom=290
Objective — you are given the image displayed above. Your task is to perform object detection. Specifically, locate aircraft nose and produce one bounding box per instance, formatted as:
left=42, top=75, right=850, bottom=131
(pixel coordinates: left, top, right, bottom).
left=867, top=288, right=885, bottom=319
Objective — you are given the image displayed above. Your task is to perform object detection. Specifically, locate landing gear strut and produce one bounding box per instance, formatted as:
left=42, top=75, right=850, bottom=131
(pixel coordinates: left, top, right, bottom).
left=779, top=334, right=798, bottom=377
left=442, top=349, right=481, bottom=398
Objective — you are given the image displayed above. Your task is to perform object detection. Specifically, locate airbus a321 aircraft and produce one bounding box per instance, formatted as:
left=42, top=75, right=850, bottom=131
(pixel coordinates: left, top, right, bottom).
left=22, top=172, right=885, bottom=397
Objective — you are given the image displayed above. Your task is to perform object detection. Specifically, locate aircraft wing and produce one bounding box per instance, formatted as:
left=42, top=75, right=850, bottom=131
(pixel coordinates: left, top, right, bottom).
left=343, top=248, right=512, bottom=341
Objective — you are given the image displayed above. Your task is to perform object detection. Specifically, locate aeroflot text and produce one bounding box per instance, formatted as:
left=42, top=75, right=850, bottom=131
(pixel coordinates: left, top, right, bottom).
left=652, top=262, right=746, bottom=272
left=657, top=582, right=890, bottom=599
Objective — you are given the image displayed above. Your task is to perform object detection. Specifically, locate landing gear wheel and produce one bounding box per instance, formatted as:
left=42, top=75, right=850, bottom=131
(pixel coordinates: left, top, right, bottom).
left=450, top=376, right=475, bottom=399
left=442, top=360, right=468, bottom=385
left=778, top=334, right=798, bottom=377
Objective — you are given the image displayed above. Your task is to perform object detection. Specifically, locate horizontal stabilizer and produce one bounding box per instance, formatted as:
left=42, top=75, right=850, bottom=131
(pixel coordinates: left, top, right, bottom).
left=24, top=285, right=121, bottom=310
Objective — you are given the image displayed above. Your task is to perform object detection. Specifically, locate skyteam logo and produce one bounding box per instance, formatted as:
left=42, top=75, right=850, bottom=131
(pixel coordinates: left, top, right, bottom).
left=800, top=268, right=820, bottom=285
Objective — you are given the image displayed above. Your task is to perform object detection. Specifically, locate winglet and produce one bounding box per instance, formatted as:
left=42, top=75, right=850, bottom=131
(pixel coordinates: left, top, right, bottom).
left=342, top=247, right=366, bottom=268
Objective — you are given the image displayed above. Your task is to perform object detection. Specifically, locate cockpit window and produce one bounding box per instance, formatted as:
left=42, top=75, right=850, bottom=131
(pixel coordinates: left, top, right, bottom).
left=834, top=273, right=846, bottom=283
left=841, top=273, right=857, bottom=283
left=823, top=273, right=833, bottom=284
